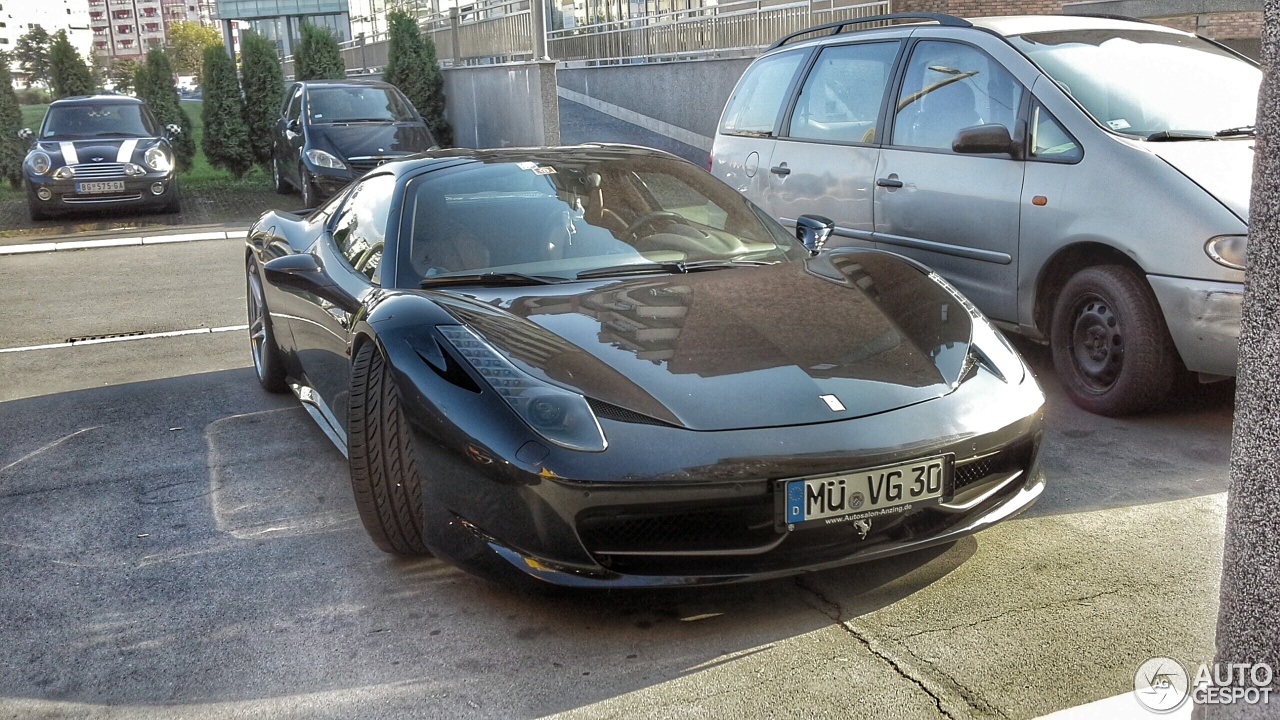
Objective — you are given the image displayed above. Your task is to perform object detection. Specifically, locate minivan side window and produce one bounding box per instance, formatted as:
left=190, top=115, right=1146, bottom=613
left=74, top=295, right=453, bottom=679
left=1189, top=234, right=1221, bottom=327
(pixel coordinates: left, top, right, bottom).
left=788, top=41, right=900, bottom=144
left=720, top=50, right=806, bottom=136
left=285, top=85, right=302, bottom=121
left=1030, top=104, right=1083, bottom=163
left=892, top=41, right=1024, bottom=151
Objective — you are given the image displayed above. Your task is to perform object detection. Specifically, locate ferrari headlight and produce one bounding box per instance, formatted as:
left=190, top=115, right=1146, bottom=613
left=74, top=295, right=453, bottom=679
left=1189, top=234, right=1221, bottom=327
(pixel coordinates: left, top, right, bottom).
left=437, top=325, right=607, bottom=452
left=1205, top=235, right=1247, bottom=271
left=144, top=145, right=172, bottom=172
left=306, top=148, right=347, bottom=170
left=29, top=151, right=52, bottom=175
left=929, top=272, right=1025, bottom=385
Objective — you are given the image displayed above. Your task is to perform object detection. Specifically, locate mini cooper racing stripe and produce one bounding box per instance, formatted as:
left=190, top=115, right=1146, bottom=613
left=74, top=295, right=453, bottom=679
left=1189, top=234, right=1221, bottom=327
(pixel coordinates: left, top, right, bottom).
left=115, top=139, right=138, bottom=162
left=59, top=142, right=79, bottom=165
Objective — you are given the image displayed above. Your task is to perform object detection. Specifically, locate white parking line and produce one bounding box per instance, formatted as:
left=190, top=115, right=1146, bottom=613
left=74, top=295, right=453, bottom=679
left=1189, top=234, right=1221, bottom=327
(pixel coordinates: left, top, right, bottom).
left=0, top=325, right=248, bottom=354
left=0, top=229, right=248, bottom=256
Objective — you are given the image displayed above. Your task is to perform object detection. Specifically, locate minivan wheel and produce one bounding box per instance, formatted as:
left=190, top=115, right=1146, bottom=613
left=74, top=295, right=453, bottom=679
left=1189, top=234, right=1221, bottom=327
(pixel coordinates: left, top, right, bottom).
left=272, top=156, right=289, bottom=194
left=299, top=162, right=316, bottom=207
left=1050, top=265, right=1179, bottom=416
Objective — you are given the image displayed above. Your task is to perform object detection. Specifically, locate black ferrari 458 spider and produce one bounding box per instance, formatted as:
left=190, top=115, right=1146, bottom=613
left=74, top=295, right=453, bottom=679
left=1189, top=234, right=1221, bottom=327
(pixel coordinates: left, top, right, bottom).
left=245, top=144, right=1046, bottom=588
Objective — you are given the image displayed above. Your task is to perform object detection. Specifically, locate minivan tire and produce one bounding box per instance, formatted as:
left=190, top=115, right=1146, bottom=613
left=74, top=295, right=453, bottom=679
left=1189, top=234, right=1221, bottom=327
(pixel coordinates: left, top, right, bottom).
left=1050, top=265, right=1179, bottom=416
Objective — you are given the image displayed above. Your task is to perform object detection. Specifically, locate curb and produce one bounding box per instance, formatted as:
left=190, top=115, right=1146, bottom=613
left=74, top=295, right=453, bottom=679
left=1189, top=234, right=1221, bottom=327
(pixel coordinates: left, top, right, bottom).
left=0, top=228, right=249, bottom=256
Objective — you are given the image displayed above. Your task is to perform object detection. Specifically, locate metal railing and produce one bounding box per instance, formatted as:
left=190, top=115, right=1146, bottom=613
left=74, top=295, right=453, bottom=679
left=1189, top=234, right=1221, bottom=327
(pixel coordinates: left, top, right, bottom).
left=548, top=0, right=890, bottom=65
left=285, top=0, right=890, bottom=75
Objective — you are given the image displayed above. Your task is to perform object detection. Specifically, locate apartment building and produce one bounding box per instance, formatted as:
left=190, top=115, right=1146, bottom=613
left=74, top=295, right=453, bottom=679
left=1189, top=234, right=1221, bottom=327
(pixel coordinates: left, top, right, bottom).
left=89, top=0, right=200, bottom=60
left=1, top=0, right=94, bottom=84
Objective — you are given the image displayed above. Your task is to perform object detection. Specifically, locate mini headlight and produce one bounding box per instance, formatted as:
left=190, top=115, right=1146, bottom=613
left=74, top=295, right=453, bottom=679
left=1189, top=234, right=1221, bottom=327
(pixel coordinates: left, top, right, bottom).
left=305, top=148, right=347, bottom=170
left=437, top=325, right=607, bottom=452
left=144, top=145, right=172, bottom=172
left=1205, top=235, right=1247, bottom=271
left=29, top=151, right=52, bottom=175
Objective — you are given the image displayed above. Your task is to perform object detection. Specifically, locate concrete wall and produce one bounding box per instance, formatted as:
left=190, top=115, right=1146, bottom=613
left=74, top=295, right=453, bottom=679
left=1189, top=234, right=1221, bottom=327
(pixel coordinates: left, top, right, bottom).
left=441, top=61, right=561, bottom=149
left=557, top=58, right=753, bottom=152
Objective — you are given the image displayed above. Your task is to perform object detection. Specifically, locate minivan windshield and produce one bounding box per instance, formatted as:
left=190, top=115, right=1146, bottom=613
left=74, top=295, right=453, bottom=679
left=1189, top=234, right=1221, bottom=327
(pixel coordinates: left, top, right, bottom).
left=1007, top=29, right=1261, bottom=140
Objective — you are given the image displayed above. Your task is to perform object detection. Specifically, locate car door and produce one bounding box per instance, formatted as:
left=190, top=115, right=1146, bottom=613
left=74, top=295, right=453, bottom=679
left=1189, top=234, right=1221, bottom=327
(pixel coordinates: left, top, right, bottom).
left=276, top=84, right=304, bottom=185
left=872, top=39, right=1026, bottom=322
left=711, top=48, right=809, bottom=204
left=765, top=39, right=903, bottom=247
left=289, top=173, right=397, bottom=436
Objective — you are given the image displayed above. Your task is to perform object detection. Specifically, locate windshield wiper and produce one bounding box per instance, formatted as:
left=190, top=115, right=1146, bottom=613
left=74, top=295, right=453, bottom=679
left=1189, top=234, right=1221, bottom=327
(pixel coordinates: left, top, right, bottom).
left=1216, top=125, right=1256, bottom=138
left=419, top=272, right=564, bottom=288
left=1146, top=130, right=1216, bottom=141
left=575, top=258, right=776, bottom=280
left=333, top=118, right=395, bottom=124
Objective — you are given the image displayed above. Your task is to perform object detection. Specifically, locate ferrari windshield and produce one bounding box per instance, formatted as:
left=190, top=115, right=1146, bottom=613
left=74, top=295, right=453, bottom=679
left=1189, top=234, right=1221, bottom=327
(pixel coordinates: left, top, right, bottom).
left=307, top=86, right=417, bottom=123
left=1007, top=29, right=1260, bottom=139
left=40, top=103, right=157, bottom=140
left=400, top=154, right=803, bottom=286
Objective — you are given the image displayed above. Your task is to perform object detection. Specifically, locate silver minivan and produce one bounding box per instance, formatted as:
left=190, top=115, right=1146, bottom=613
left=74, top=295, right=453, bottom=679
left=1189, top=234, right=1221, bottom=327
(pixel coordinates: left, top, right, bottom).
left=711, top=13, right=1258, bottom=416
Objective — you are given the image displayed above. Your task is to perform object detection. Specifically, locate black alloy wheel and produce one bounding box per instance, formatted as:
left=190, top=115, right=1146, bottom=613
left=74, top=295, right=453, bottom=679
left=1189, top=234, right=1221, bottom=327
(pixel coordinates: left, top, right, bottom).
left=299, top=161, right=316, bottom=208
left=246, top=258, right=288, bottom=393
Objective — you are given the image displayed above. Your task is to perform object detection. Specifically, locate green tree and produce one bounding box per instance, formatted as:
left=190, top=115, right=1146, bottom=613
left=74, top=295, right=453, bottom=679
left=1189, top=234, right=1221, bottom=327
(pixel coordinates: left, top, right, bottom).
left=108, top=58, right=140, bottom=95
left=166, top=20, right=223, bottom=81
left=134, top=49, right=196, bottom=172
left=294, top=22, right=344, bottom=80
left=239, top=31, right=284, bottom=167
left=48, top=30, right=96, bottom=99
left=382, top=10, right=452, bottom=146
left=13, top=26, right=52, bottom=89
left=0, top=53, right=25, bottom=189
left=200, top=45, right=253, bottom=178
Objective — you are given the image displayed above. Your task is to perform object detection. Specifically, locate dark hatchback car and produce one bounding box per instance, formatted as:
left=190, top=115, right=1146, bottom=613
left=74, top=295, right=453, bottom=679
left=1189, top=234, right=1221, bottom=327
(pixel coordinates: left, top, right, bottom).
left=245, top=144, right=1046, bottom=589
left=20, top=95, right=181, bottom=221
left=271, top=79, right=436, bottom=207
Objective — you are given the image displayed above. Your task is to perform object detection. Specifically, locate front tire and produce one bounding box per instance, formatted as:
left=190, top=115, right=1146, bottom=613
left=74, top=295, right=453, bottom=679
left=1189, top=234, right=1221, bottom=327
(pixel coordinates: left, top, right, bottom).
left=272, top=155, right=289, bottom=194
left=246, top=258, right=288, bottom=393
left=27, top=187, right=51, bottom=221
left=1050, top=264, right=1179, bottom=416
left=298, top=162, right=316, bottom=208
left=348, top=342, right=431, bottom=556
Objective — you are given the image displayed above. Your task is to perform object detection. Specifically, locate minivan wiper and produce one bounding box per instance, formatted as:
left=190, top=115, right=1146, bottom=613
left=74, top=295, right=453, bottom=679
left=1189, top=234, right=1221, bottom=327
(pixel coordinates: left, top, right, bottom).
left=1146, top=130, right=1216, bottom=141
left=1216, top=125, right=1256, bottom=138
left=419, top=272, right=564, bottom=288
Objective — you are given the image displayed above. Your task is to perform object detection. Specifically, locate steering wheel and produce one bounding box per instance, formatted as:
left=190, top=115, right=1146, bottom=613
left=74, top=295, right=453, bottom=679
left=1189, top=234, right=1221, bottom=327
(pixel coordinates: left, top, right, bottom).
left=619, top=211, right=689, bottom=244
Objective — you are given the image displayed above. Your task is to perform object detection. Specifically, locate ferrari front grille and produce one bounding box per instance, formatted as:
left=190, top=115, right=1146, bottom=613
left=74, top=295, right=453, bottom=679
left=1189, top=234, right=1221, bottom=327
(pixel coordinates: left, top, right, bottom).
left=578, top=500, right=776, bottom=554
left=954, top=439, right=1034, bottom=491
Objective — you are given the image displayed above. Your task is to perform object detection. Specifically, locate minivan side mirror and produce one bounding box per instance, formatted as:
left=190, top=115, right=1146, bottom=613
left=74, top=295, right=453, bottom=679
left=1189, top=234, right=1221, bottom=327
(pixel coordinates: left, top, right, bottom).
left=952, top=124, right=1017, bottom=157
left=287, top=118, right=301, bottom=133
left=795, top=214, right=835, bottom=256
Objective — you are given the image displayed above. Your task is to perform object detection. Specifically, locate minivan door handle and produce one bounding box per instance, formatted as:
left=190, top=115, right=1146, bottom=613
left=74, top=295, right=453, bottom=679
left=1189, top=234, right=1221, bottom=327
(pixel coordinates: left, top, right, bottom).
left=770, top=165, right=791, bottom=176
left=876, top=176, right=903, bottom=188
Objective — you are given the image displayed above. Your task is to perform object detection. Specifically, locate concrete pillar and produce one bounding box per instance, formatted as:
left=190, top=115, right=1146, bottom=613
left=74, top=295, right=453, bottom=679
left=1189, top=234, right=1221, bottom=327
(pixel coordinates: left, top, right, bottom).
left=1204, top=1, right=1280, bottom=717
left=450, top=7, right=461, bottom=64
left=531, top=0, right=550, bottom=60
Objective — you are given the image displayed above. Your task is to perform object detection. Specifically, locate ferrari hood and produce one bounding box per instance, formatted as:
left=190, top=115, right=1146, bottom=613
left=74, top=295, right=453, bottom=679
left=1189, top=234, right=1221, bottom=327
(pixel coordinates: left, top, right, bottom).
left=1146, top=139, right=1253, bottom=224
left=307, top=123, right=433, bottom=160
left=433, top=252, right=975, bottom=431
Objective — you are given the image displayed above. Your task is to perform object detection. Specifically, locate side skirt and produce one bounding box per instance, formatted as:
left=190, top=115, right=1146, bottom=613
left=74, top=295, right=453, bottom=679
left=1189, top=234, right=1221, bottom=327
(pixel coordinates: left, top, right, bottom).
left=290, top=381, right=349, bottom=458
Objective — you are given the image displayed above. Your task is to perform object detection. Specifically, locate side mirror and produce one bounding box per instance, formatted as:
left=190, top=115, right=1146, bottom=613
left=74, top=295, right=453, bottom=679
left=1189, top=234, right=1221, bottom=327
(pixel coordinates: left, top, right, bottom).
left=952, top=123, right=1017, bottom=156
left=17, top=128, right=33, bottom=141
left=796, top=214, right=835, bottom=256
left=165, top=123, right=182, bottom=137
left=287, top=118, right=301, bottom=133
left=263, top=254, right=361, bottom=313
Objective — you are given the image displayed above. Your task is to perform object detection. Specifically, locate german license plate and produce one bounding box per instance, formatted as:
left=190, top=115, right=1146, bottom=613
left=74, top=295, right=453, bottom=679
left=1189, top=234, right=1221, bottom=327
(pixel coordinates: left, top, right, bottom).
left=780, top=454, right=952, bottom=529
left=76, top=181, right=125, bottom=194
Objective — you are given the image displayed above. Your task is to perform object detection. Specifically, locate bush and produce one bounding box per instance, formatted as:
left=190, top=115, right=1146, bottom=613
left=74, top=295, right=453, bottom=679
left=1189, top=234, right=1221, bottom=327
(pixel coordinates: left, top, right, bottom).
left=200, top=45, right=253, bottom=178
left=0, top=57, right=24, bottom=189
left=134, top=50, right=196, bottom=172
left=239, top=32, right=284, bottom=167
left=48, top=30, right=95, bottom=99
left=294, top=22, right=344, bottom=80
left=16, top=87, right=52, bottom=105
left=383, top=10, right=452, bottom=147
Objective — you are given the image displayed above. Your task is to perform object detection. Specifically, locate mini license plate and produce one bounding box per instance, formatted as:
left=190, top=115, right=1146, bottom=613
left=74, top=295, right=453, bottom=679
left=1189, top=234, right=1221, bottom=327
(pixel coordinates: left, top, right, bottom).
left=76, top=181, right=125, bottom=194
left=779, top=454, right=952, bottom=529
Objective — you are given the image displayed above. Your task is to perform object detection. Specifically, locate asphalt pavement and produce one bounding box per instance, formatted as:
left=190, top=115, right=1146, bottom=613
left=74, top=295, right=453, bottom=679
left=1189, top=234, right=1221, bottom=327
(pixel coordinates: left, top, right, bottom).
left=0, top=238, right=1234, bottom=719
